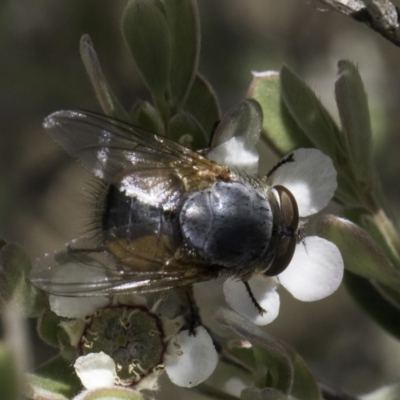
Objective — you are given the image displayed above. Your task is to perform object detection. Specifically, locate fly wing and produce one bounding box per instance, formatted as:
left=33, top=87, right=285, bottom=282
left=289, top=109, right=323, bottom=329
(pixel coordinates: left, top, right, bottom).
left=34, top=111, right=231, bottom=296
left=30, top=235, right=220, bottom=297
left=44, top=110, right=231, bottom=197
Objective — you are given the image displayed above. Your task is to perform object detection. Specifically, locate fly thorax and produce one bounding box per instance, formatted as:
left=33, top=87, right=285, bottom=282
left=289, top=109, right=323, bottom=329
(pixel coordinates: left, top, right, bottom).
left=179, top=181, right=273, bottom=268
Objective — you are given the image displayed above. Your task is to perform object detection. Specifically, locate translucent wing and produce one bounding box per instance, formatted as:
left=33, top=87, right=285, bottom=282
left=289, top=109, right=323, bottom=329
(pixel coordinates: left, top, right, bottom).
left=34, top=111, right=232, bottom=296
left=30, top=235, right=220, bottom=297
left=44, top=110, right=231, bottom=198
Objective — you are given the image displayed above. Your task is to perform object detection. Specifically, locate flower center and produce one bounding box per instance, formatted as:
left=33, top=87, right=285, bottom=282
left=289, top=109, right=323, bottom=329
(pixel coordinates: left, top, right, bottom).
left=78, top=305, right=166, bottom=385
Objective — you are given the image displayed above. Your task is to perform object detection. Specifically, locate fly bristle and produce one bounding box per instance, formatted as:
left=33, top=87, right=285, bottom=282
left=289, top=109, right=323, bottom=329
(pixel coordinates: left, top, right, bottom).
left=78, top=178, right=109, bottom=242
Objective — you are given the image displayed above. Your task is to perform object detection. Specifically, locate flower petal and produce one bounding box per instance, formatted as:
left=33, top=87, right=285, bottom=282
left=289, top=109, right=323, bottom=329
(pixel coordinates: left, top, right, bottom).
left=207, top=136, right=259, bottom=175
left=74, top=352, right=117, bottom=390
left=49, top=262, right=110, bottom=318
left=73, top=387, right=144, bottom=400
left=223, top=274, right=280, bottom=326
left=278, top=236, right=344, bottom=301
left=50, top=295, right=110, bottom=319
left=272, top=148, right=337, bottom=216
left=165, top=326, right=218, bottom=388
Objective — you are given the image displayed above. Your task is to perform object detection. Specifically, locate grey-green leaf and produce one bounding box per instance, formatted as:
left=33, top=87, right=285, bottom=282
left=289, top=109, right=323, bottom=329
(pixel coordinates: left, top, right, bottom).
left=211, top=99, right=263, bottom=148
left=334, top=170, right=363, bottom=207
left=345, top=271, right=400, bottom=341
left=80, top=35, right=130, bottom=122
left=284, top=345, right=322, bottom=400
left=247, top=71, right=312, bottom=156
left=224, top=339, right=257, bottom=372
left=168, top=111, right=208, bottom=150
left=184, top=73, right=221, bottom=136
left=0, top=243, right=47, bottom=317
left=215, top=308, right=293, bottom=395
left=335, top=60, right=373, bottom=188
left=280, top=65, right=343, bottom=160
left=26, top=355, right=81, bottom=400
left=163, top=0, right=200, bottom=107
left=346, top=209, right=400, bottom=268
left=241, top=387, right=289, bottom=400
left=122, top=0, right=171, bottom=114
left=130, top=100, right=164, bottom=135
left=37, top=309, right=64, bottom=348
left=0, top=345, right=19, bottom=400
left=314, top=215, right=400, bottom=291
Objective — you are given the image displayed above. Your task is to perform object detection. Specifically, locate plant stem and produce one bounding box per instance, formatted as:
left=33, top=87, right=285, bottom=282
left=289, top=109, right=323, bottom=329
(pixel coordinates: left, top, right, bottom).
left=372, top=208, right=400, bottom=267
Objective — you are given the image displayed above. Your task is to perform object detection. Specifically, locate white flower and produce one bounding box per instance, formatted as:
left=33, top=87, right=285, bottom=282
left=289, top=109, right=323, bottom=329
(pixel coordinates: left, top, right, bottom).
left=53, top=292, right=218, bottom=390
left=74, top=352, right=117, bottom=390
left=270, top=148, right=337, bottom=217
left=207, top=136, right=259, bottom=175
left=210, top=139, right=344, bottom=326
left=73, top=327, right=217, bottom=391
left=48, top=262, right=110, bottom=318
left=164, top=326, right=219, bottom=388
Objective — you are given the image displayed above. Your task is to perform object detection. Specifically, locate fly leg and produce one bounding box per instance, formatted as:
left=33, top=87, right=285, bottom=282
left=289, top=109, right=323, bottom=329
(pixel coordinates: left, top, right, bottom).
left=243, top=281, right=266, bottom=315
left=176, top=286, right=202, bottom=336
left=266, top=153, right=295, bottom=178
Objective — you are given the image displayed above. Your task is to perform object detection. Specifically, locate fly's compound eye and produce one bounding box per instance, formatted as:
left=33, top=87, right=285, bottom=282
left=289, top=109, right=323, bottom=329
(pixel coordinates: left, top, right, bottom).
left=265, top=185, right=299, bottom=276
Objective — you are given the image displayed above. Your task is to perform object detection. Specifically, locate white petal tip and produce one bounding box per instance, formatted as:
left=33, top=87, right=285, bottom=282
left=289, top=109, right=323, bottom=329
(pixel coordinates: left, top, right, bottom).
left=272, top=148, right=337, bottom=217
left=251, top=70, right=278, bottom=78
left=74, top=352, right=117, bottom=390
left=279, top=236, right=344, bottom=301
left=165, top=326, right=218, bottom=387
left=208, top=136, right=259, bottom=175
left=223, top=275, right=280, bottom=326
left=50, top=295, right=109, bottom=318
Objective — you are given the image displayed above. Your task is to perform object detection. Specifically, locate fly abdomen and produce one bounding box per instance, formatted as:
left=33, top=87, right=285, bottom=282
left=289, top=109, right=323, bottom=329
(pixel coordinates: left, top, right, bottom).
left=101, top=185, right=181, bottom=271
left=102, top=185, right=166, bottom=240
left=102, top=185, right=177, bottom=241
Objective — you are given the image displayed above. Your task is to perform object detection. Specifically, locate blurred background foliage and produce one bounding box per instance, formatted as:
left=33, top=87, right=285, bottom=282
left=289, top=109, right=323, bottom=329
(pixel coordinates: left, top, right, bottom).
left=2, top=0, right=400, bottom=398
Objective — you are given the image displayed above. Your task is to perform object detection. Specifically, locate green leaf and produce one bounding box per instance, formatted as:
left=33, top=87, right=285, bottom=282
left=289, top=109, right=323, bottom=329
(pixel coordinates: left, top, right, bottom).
left=0, top=344, right=19, bottom=400
left=334, top=170, right=363, bottom=207
left=26, top=355, right=81, bottom=400
left=280, top=65, right=344, bottom=160
left=0, top=242, right=47, bottom=317
left=224, top=339, right=257, bottom=372
left=241, top=387, right=288, bottom=400
left=163, top=0, right=200, bottom=107
left=184, top=73, right=221, bottom=136
left=205, top=354, right=253, bottom=399
left=283, top=346, right=322, bottom=400
left=37, top=309, right=64, bottom=348
left=335, top=60, right=373, bottom=188
left=196, top=384, right=241, bottom=400
left=344, top=271, right=400, bottom=341
left=211, top=99, right=263, bottom=148
left=168, top=111, right=208, bottom=150
left=314, top=215, right=400, bottom=291
left=80, top=35, right=130, bottom=122
left=247, top=71, right=313, bottom=156
left=215, top=308, right=293, bottom=395
left=130, top=100, right=164, bottom=134
left=374, top=282, right=400, bottom=312
left=347, top=209, right=400, bottom=268
left=122, top=0, right=171, bottom=119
